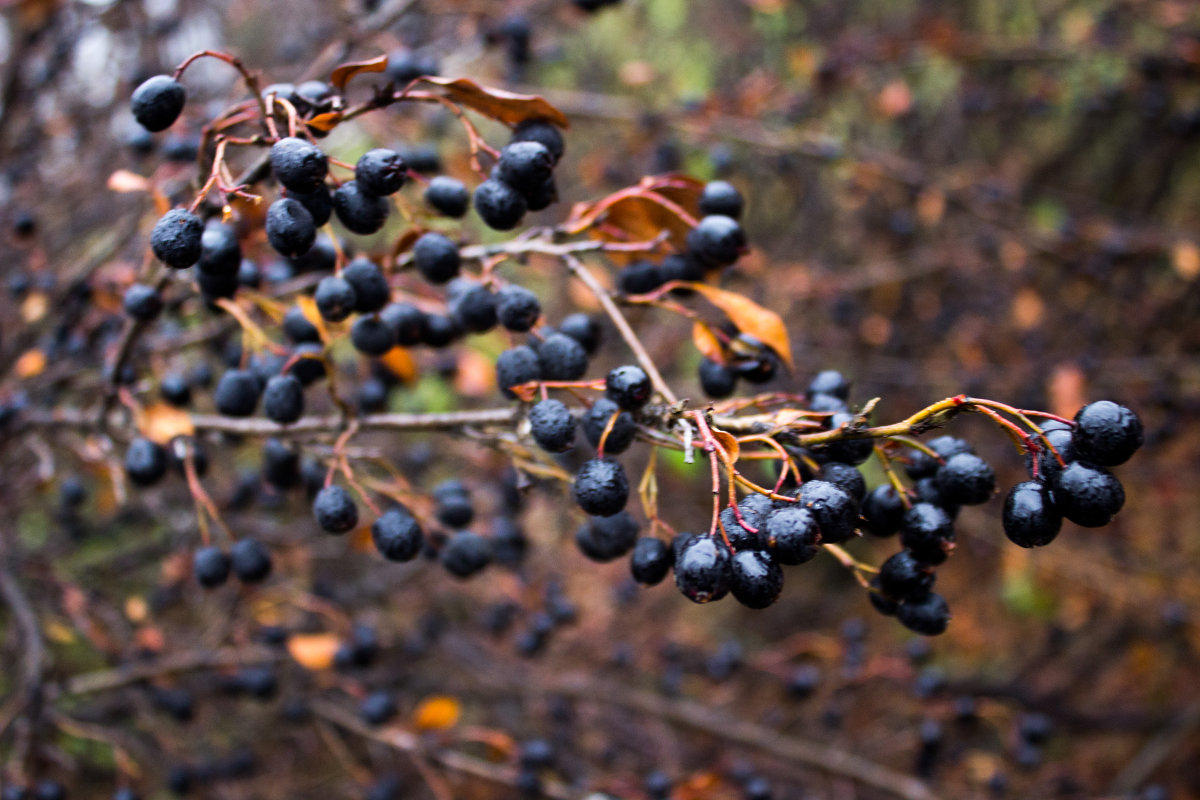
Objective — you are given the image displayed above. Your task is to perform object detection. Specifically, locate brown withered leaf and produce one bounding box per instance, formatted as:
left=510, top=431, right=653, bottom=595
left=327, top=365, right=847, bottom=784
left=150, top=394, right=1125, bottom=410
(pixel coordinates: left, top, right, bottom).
left=330, top=54, right=388, bottom=92
left=379, top=346, right=417, bottom=384
left=140, top=403, right=195, bottom=444
left=711, top=429, right=740, bottom=463
left=685, top=283, right=793, bottom=369
left=565, top=186, right=697, bottom=250
left=305, top=111, right=343, bottom=133
left=421, top=77, right=568, bottom=128
left=287, top=633, right=340, bottom=671
left=639, top=174, right=704, bottom=218
left=691, top=321, right=726, bottom=364
left=107, top=169, right=151, bottom=194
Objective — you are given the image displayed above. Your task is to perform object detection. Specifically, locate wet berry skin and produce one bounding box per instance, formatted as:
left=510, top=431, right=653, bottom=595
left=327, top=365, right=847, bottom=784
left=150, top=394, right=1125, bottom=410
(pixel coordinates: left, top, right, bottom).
left=354, top=148, right=407, bottom=196
left=674, top=535, right=732, bottom=604
left=630, top=537, right=672, bottom=585
left=582, top=398, right=636, bottom=454
left=1072, top=401, right=1143, bottom=466
left=473, top=178, right=527, bottom=230
left=342, top=258, right=391, bottom=313
left=150, top=208, right=204, bottom=269
left=1032, top=424, right=1076, bottom=481
left=512, top=118, right=565, bottom=163
left=412, top=231, right=461, bottom=284
left=572, top=457, right=629, bottom=517
left=372, top=507, right=424, bottom=562
left=215, top=369, right=261, bottom=417
left=263, top=374, right=304, bottom=424
left=351, top=316, right=396, bottom=356
left=764, top=505, right=820, bottom=564
left=686, top=214, right=746, bottom=267
left=231, top=538, right=272, bottom=582
left=529, top=399, right=576, bottom=453
left=313, top=485, right=359, bottom=534
left=897, top=592, right=951, bottom=636
left=440, top=532, right=492, bottom=578
left=538, top=332, right=589, bottom=381
left=861, top=484, right=905, bottom=537
left=1002, top=481, right=1062, bottom=547
left=496, top=284, right=541, bottom=332
left=576, top=511, right=638, bottom=562
left=495, top=345, right=541, bottom=399
left=900, top=502, right=955, bottom=565
left=605, top=365, right=652, bottom=410
left=125, top=437, right=168, bottom=486
left=797, top=480, right=858, bottom=543
left=1051, top=461, right=1125, bottom=527
left=729, top=548, right=784, bottom=609
left=558, top=313, right=602, bottom=354
left=265, top=198, right=316, bottom=258
left=270, top=137, right=328, bottom=194
left=496, top=141, right=554, bottom=195
left=935, top=452, right=996, bottom=506
left=698, top=180, right=744, bottom=219
left=332, top=180, right=390, bottom=234
left=131, top=74, right=186, bottom=132
left=194, top=546, right=231, bottom=588
left=123, top=284, right=163, bottom=321
left=425, top=176, right=470, bottom=217
left=315, top=275, right=357, bottom=322
left=381, top=302, right=428, bottom=346
left=878, top=550, right=935, bottom=601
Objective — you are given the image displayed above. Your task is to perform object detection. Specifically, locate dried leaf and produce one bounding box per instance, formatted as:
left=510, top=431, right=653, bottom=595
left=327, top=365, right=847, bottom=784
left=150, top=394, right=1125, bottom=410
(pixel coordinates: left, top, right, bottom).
left=379, top=346, right=417, bottom=384
left=296, top=295, right=330, bottom=343
left=421, top=77, right=568, bottom=128
left=330, top=54, right=388, bottom=92
left=711, top=429, right=740, bottom=463
left=107, top=169, right=151, bottom=194
left=565, top=186, right=698, bottom=250
left=691, top=321, right=725, bottom=364
left=414, top=695, right=461, bottom=731
left=140, top=403, right=195, bottom=444
left=685, top=284, right=793, bottom=369
left=305, top=111, right=343, bottom=134
left=287, top=632, right=340, bottom=671
left=15, top=348, right=46, bottom=378
left=639, top=174, right=705, bottom=218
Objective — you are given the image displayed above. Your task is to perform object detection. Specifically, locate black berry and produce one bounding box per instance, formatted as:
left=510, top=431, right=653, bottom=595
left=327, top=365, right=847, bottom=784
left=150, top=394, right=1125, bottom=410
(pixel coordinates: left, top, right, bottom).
left=1051, top=461, right=1125, bottom=528
left=270, top=137, right=328, bottom=194
left=630, top=537, right=672, bottom=585
left=351, top=316, right=396, bottom=356
left=231, top=538, right=272, bottom=582
left=125, top=436, right=168, bottom=486
left=1002, top=480, right=1062, bottom=548
left=934, top=452, right=995, bottom=506
left=354, top=148, right=407, bottom=196
left=572, top=457, right=629, bottom=517
left=214, top=369, right=260, bottom=417
left=619, top=260, right=665, bottom=295
left=372, top=507, right=424, bottom=562
left=529, top=399, right=576, bottom=453
left=861, top=484, right=905, bottom=537
left=343, top=257, right=390, bottom=313
left=878, top=550, right=935, bottom=601
left=131, top=74, right=186, bottom=132
left=699, top=358, right=737, bottom=399
left=686, top=215, right=746, bottom=267
left=262, top=374, right=304, bottom=424
left=797, top=480, right=858, bottom=543
left=424, top=176, right=470, bottom=217
left=729, top=549, right=784, bottom=609
left=332, top=180, right=390, bottom=234
left=512, top=118, right=565, bottom=163
left=698, top=180, right=744, bottom=219
left=582, top=397, right=636, bottom=454
left=123, top=283, right=163, bottom=321
left=440, top=531, right=492, bottom=578
left=897, top=592, right=951, bottom=636
left=381, top=302, right=428, bottom=346
left=674, top=535, right=732, bottom=604
left=449, top=282, right=497, bottom=333
left=198, top=221, right=241, bottom=276
left=817, top=462, right=866, bottom=504
left=496, top=284, right=541, bottom=332
left=313, top=485, right=359, bottom=534
left=412, top=232, right=460, bottom=284
left=150, top=208, right=204, bottom=269
left=194, top=546, right=231, bottom=588
left=361, top=691, right=397, bottom=725
left=575, top=511, right=638, bottom=562
left=1072, top=401, right=1143, bottom=466
left=557, top=313, right=602, bottom=354
left=497, top=141, right=554, bottom=195
left=287, top=187, right=333, bottom=227
left=315, top=275, right=357, bottom=322
left=496, top=345, right=541, bottom=399
left=900, top=502, right=956, bottom=565
left=473, top=178, right=527, bottom=230
left=764, top=505, right=821, bottom=564
left=538, top=332, right=589, bottom=380
left=605, top=365, right=652, bottom=409
left=283, top=305, right=321, bottom=343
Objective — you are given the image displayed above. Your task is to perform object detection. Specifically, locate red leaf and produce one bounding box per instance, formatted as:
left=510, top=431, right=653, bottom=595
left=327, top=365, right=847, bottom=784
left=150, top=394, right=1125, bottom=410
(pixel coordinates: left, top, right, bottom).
left=420, top=76, right=569, bottom=128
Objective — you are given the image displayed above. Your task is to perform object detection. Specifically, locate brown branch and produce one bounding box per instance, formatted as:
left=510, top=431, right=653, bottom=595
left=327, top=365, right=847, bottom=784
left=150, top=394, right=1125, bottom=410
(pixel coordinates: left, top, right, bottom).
left=49, top=645, right=282, bottom=699
left=0, top=534, right=46, bottom=756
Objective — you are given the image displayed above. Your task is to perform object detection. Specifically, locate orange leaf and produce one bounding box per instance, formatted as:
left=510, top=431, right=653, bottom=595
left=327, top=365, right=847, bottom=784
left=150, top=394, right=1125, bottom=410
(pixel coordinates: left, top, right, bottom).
left=565, top=186, right=698, bottom=250
left=638, top=174, right=704, bottom=218
left=305, top=111, right=343, bottom=134
left=454, top=348, right=496, bottom=398
left=330, top=54, right=388, bottom=92
left=420, top=76, right=568, bottom=128
left=711, top=429, right=740, bottom=463
left=379, top=346, right=417, bottom=384
left=686, top=284, right=793, bottom=369
left=107, top=169, right=151, bottom=194
left=414, top=695, right=461, bottom=731
left=14, top=348, right=46, bottom=378
left=287, top=632, right=340, bottom=671
left=691, top=321, right=725, bottom=364
left=140, top=403, right=195, bottom=444
left=295, top=295, right=329, bottom=343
